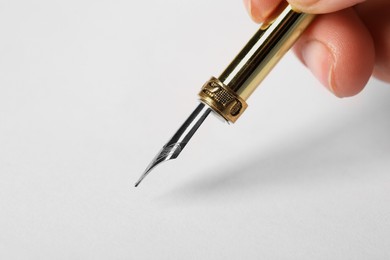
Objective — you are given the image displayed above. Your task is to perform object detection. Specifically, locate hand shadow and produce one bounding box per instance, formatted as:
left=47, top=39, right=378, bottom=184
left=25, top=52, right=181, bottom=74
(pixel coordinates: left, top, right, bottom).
left=160, top=85, right=390, bottom=201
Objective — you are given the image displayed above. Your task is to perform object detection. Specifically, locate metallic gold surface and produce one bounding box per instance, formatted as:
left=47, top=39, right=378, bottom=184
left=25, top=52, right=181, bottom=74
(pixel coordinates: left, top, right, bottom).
left=218, top=4, right=315, bottom=101
left=198, top=77, right=248, bottom=123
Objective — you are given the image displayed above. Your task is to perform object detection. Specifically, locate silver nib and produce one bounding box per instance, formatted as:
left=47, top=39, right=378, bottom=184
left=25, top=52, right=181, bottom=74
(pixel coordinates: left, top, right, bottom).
left=135, top=103, right=211, bottom=187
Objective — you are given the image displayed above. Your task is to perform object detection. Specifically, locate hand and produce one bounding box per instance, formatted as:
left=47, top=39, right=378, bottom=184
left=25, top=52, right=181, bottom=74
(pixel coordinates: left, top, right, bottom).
left=243, top=0, right=390, bottom=97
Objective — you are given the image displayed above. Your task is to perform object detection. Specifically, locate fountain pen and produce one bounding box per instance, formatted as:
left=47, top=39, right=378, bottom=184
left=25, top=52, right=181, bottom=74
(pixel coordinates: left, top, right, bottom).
left=135, top=2, right=316, bottom=187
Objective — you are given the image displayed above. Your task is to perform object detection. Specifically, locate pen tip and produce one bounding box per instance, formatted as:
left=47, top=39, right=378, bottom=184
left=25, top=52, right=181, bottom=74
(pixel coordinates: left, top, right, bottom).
left=134, top=174, right=146, bottom=188
left=135, top=103, right=211, bottom=187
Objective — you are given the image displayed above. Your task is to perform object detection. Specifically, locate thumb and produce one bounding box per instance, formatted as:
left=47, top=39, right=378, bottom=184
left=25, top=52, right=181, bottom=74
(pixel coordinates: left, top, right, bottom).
left=287, top=0, right=366, bottom=13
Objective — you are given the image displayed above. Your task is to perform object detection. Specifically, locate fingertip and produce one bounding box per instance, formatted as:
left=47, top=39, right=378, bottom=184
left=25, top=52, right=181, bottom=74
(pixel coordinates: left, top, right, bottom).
left=287, top=0, right=366, bottom=14
left=294, top=9, right=375, bottom=97
left=243, top=0, right=284, bottom=23
left=299, top=40, right=336, bottom=95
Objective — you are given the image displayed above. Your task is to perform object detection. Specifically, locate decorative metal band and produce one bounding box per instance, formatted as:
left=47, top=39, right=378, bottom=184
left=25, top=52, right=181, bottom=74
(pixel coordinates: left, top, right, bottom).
left=198, top=77, right=247, bottom=123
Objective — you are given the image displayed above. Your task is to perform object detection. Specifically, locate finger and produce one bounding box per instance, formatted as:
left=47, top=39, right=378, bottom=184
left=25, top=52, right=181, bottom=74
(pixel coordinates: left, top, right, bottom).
left=287, top=0, right=366, bottom=14
left=293, top=8, right=375, bottom=97
left=243, top=0, right=367, bottom=21
left=243, top=0, right=284, bottom=23
left=356, top=0, right=390, bottom=82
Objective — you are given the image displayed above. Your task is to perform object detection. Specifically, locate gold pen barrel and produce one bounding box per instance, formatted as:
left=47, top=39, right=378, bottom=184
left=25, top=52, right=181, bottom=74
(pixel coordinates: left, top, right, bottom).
left=199, top=3, right=315, bottom=123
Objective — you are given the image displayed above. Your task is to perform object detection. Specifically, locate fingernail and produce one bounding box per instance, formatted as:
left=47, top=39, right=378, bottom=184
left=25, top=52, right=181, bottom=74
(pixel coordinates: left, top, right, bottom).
left=301, top=40, right=336, bottom=95
left=288, top=0, right=320, bottom=11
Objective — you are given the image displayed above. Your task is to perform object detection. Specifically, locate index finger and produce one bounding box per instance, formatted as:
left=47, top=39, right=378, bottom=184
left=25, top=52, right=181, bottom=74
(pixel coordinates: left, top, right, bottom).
left=287, top=0, right=366, bottom=13
left=244, top=0, right=367, bottom=22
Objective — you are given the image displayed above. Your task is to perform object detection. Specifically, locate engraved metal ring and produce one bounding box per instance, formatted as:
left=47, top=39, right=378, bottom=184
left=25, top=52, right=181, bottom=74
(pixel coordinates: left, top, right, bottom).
left=198, top=77, right=248, bottom=123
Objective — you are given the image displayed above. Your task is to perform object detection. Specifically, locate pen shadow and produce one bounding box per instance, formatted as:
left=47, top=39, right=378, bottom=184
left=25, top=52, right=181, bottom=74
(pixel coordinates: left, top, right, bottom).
left=161, top=86, right=390, bottom=201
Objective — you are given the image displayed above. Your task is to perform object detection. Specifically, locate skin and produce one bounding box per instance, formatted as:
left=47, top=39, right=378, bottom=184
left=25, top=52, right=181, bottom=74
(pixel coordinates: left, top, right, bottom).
left=243, top=0, right=390, bottom=97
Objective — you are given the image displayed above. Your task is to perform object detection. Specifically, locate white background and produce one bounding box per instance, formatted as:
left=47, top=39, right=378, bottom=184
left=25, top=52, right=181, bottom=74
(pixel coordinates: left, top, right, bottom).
left=0, top=0, right=389, bottom=259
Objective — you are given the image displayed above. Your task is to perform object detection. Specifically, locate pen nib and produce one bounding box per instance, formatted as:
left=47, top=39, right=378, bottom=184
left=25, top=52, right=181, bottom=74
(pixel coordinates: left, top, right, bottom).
left=135, top=103, right=211, bottom=187
left=134, top=142, right=183, bottom=187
